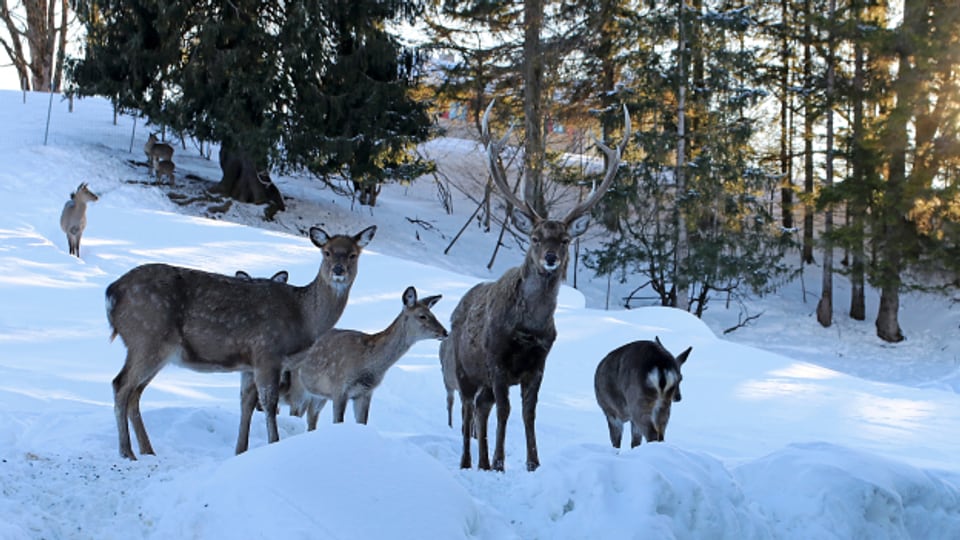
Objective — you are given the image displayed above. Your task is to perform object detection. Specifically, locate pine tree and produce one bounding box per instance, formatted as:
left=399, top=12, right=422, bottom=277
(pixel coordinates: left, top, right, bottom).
left=69, top=0, right=430, bottom=210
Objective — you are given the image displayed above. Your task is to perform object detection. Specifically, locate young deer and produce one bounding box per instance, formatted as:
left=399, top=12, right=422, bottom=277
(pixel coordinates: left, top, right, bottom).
left=155, top=159, right=176, bottom=186
left=594, top=338, right=692, bottom=448
left=283, top=286, right=447, bottom=427
left=59, top=182, right=98, bottom=258
left=144, top=133, right=174, bottom=175
left=441, top=101, right=630, bottom=472
left=107, top=225, right=376, bottom=460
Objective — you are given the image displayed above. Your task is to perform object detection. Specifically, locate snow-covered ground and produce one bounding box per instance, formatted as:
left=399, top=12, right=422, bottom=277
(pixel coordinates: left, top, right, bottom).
left=1, top=90, right=959, bottom=539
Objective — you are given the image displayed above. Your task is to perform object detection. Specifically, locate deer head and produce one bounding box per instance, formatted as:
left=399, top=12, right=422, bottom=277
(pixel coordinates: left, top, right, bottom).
left=482, top=100, right=630, bottom=275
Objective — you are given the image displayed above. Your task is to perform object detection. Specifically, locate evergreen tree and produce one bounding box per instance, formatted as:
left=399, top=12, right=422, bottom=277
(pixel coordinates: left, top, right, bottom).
left=584, top=1, right=793, bottom=316
left=69, top=0, right=431, bottom=210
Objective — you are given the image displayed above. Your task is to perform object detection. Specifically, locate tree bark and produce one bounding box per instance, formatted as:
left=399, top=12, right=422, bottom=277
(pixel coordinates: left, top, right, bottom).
left=0, top=0, right=68, bottom=92
left=848, top=0, right=867, bottom=321
left=778, top=0, right=794, bottom=230
left=216, top=146, right=285, bottom=212
left=816, top=0, right=837, bottom=328
left=522, top=0, right=546, bottom=217
left=674, top=0, right=691, bottom=312
left=801, top=0, right=815, bottom=264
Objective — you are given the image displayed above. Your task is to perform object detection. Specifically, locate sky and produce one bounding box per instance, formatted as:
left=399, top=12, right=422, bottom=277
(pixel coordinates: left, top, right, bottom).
left=1, top=90, right=959, bottom=539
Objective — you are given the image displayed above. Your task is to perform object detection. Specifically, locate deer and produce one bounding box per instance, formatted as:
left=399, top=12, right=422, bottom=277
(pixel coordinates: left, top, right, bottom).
left=155, top=159, right=176, bottom=186
left=106, top=225, right=376, bottom=460
left=59, top=182, right=99, bottom=258
left=440, top=101, right=630, bottom=472
left=144, top=133, right=174, bottom=175
left=594, top=337, right=692, bottom=449
left=281, top=286, right=447, bottom=428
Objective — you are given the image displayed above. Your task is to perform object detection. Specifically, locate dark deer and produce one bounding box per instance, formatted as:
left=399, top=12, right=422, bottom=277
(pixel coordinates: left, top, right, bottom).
left=441, top=101, right=630, bottom=471
left=284, top=286, right=447, bottom=427
left=106, top=225, right=376, bottom=460
left=594, top=337, right=691, bottom=448
left=59, top=182, right=98, bottom=257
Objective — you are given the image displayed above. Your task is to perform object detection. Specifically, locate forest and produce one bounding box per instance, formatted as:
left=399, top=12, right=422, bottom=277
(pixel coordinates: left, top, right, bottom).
left=2, top=0, right=958, bottom=343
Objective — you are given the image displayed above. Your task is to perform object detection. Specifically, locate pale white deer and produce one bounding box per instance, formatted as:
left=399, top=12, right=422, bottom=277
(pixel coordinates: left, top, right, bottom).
left=59, top=182, right=98, bottom=258
left=107, top=225, right=376, bottom=459
left=440, top=101, right=630, bottom=471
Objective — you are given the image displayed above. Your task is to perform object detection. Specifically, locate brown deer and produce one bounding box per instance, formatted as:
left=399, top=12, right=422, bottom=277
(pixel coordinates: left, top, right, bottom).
left=441, top=101, right=630, bottom=471
left=144, top=133, right=174, bottom=175
left=594, top=338, right=691, bottom=448
left=59, top=182, right=98, bottom=258
left=155, top=159, right=176, bottom=186
left=281, top=286, right=447, bottom=428
left=106, top=225, right=376, bottom=460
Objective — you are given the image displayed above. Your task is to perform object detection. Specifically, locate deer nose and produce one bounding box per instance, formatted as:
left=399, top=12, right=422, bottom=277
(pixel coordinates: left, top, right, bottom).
left=544, top=252, right=558, bottom=267
left=332, top=264, right=345, bottom=276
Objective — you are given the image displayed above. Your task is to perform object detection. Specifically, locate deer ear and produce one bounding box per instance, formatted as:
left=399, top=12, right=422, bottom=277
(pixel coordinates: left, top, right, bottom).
left=309, top=227, right=331, bottom=248
left=511, top=208, right=535, bottom=235
left=567, top=214, right=591, bottom=238
left=675, top=346, right=692, bottom=366
left=355, top=225, right=377, bottom=248
left=271, top=270, right=289, bottom=283
left=420, top=295, right=442, bottom=309
left=402, top=286, right=418, bottom=307
left=235, top=270, right=251, bottom=280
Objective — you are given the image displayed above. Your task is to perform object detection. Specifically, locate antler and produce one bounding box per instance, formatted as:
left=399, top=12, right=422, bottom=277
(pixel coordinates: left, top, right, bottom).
left=564, top=103, right=631, bottom=224
left=481, top=100, right=540, bottom=221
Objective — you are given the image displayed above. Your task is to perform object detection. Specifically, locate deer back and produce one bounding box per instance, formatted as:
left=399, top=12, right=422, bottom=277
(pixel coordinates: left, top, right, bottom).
left=594, top=339, right=691, bottom=424
left=106, top=225, right=376, bottom=371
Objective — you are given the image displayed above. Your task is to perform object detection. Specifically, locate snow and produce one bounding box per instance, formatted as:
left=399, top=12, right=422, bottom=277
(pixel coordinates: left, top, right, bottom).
left=2, top=90, right=960, bottom=539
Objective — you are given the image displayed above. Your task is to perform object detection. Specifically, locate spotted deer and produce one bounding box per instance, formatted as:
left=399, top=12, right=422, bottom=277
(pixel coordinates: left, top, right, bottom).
left=59, top=182, right=98, bottom=258
left=282, top=286, right=447, bottom=428
left=594, top=337, right=692, bottom=448
left=440, top=101, right=630, bottom=472
left=106, top=225, right=376, bottom=459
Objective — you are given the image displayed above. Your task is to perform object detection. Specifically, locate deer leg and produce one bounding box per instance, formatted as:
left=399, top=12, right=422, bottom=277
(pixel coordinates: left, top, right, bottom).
left=630, top=421, right=646, bottom=448
left=306, top=399, right=326, bottom=431
left=112, top=348, right=165, bottom=460
left=353, top=394, right=372, bottom=424
left=235, top=372, right=258, bottom=454
left=128, top=381, right=157, bottom=455
left=605, top=415, right=624, bottom=449
left=446, top=390, right=454, bottom=428
left=254, top=367, right=281, bottom=444
left=520, top=374, right=542, bottom=471
left=332, top=395, right=349, bottom=423
left=460, top=396, right=475, bottom=469
left=112, top=364, right=136, bottom=460
left=489, top=380, right=511, bottom=472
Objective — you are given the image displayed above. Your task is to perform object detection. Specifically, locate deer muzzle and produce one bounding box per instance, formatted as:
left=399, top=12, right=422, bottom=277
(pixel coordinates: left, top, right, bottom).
left=542, top=251, right=559, bottom=271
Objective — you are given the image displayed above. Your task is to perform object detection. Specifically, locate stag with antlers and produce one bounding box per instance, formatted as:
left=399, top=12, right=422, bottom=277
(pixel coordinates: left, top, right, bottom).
left=440, top=101, right=630, bottom=471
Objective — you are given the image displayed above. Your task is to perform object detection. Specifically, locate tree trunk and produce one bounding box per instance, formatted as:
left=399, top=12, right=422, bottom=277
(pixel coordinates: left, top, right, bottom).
left=801, top=0, right=815, bottom=264
left=816, top=0, right=837, bottom=328
left=522, top=0, right=546, bottom=217
left=0, top=0, right=68, bottom=92
left=674, top=0, right=691, bottom=312
left=778, top=0, right=794, bottom=230
left=217, top=146, right=285, bottom=212
left=875, top=1, right=914, bottom=343
left=848, top=0, right=867, bottom=321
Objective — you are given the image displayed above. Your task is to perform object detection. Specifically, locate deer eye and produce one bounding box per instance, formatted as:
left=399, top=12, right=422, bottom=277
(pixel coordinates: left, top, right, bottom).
left=531, top=236, right=541, bottom=244
left=349, top=253, right=357, bottom=260
left=323, top=250, right=331, bottom=257
left=418, top=315, right=427, bottom=320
